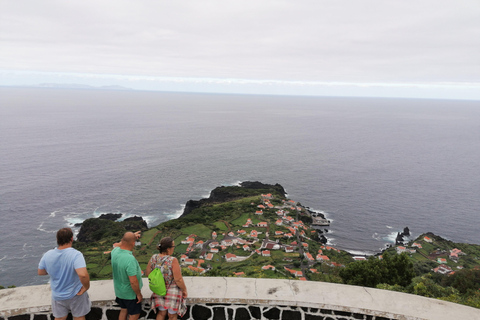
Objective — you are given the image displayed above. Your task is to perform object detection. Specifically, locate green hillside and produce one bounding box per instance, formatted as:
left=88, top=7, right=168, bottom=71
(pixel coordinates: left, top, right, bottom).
left=73, top=182, right=480, bottom=309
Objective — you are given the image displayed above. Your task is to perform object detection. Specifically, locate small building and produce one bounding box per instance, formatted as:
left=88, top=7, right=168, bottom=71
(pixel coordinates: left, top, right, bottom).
left=434, top=264, right=453, bottom=275
left=225, top=253, right=237, bottom=262
left=304, top=252, right=314, bottom=262
left=437, top=258, right=447, bottom=264
left=316, top=254, right=330, bottom=262
left=262, top=265, right=276, bottom=271
left=284, top=246, right=294, bottom=253
left=424, top=236, right=433, bottom=243
left=262, top=250, right=271, bottom=257
left=184, top=259, right=195, bottom=265
left=396, top=246, right=407, bottom=254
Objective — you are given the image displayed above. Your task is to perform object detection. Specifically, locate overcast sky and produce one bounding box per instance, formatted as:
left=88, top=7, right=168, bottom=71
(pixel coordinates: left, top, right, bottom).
left=1, top=1, right=480, bottom=99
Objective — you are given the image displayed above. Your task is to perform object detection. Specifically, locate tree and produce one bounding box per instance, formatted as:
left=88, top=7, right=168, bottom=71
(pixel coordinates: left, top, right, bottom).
left=339, top=253, right=415, bottom=288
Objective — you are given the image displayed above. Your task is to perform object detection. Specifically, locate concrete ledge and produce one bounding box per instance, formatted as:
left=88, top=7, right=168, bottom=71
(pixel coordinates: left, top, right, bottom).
left=1, top=277, right=479, bottom=320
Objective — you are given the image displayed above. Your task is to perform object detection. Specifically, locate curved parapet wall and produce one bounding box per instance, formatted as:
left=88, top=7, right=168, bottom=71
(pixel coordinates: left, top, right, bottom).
left=1, top=277, right=479, bottom=320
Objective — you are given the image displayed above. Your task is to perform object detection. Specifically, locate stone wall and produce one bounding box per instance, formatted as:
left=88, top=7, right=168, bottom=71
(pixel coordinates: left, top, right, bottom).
left=1, top=278, right=479, bottom=320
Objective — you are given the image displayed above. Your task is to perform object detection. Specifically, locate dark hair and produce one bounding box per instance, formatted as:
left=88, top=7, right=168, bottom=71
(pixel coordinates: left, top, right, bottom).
left=157, top=237, right=174, bottom=254
left=57, top=228, right=73, bottom=246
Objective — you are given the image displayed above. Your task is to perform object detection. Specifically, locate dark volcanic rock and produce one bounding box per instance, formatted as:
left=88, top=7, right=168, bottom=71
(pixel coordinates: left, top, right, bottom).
left=76, top=215, right=148, bottom=243
left=123, top=216, right=148, bottom=230
left=395, top=232, right=404, bottom=245
left=98, top=213, right=122, bottom=221
left=395, top=227, right=411, bottom=245
left=319, top=235, right=328, bottom=244
left=180, top=181, right=287, bottom=218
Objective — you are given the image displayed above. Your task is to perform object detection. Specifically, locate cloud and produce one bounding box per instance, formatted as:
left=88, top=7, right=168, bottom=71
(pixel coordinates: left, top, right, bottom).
left=1, top=0, right=479, bottom=95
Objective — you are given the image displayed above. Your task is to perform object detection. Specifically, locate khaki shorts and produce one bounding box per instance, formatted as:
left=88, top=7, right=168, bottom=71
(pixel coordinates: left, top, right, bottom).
left=52, top=292, right=91, bottom=318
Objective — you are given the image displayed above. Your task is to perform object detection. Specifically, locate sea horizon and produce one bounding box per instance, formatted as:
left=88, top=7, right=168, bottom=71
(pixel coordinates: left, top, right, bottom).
left=1, top=87, right=479, bottom=287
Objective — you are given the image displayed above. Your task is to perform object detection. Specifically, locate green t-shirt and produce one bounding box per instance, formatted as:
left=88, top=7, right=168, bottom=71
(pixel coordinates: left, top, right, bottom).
left=111, top=247, right=143, bottom=299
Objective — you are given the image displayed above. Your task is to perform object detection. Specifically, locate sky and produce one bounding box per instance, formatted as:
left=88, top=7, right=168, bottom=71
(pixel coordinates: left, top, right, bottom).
left=1, top=1, right=480, bottom=99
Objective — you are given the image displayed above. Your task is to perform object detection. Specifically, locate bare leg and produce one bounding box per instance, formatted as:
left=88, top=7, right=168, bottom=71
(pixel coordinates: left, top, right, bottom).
left=156, top=310, right=167, bottom=320
left=73, top=317, right=86, bottom=320
left=166, top=313, right=178, bottom=320
left=118, top=308, right=128, bottom=320
left=55, top=317, right=68, bottom=320
left=128, top=314, right=141, bottom=320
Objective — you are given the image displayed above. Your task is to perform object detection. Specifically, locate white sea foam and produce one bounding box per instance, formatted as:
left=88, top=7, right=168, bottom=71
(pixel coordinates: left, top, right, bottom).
left=345, top=249, right=375, bottom=256
left=386, top=225, right=393, bottom=229
left=49, top=210, right=59, bottom=218
left=171, top=205, right=186, bottom=219
left=36, top=222, right=56, bottom=233
left=384, top=231, right=401, bottom=243
left=0, top=255, right=6, bottom=262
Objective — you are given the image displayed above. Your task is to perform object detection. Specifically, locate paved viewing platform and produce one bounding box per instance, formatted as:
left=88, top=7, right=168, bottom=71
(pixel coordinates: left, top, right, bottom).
left=1, top=277, right=479, bottom=320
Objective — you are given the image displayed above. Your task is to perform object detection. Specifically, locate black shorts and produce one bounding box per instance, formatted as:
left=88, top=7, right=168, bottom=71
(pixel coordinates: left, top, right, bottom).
left=115, top=297, right=142, bottom=315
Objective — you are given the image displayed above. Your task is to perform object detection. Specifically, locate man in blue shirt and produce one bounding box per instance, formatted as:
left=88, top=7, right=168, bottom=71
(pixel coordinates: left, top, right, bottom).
left=38, top=228, right=91, bottom=320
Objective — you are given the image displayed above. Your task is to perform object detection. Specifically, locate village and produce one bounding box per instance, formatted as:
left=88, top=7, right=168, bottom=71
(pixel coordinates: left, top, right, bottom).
left=173, top=193, right=348, bottom=280
left=173, top=192, right=475, bottom=281
left=393, top=234, right=470, bottom=276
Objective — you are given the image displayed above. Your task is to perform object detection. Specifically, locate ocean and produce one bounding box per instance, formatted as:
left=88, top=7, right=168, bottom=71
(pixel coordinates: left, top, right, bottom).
left=1, top=87, right=479, bottom=287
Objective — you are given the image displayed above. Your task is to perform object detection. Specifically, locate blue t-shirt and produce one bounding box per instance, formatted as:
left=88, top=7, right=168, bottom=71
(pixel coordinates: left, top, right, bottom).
left=38, top=247, right=86, bottom=300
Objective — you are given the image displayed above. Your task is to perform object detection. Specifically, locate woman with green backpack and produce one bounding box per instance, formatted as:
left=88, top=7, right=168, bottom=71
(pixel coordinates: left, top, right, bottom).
left=146, top=237, right=188, bottom=320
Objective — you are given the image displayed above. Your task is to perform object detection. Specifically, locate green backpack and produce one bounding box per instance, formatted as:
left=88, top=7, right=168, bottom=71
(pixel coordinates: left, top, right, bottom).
left=148, top=257, right=167, bottom=296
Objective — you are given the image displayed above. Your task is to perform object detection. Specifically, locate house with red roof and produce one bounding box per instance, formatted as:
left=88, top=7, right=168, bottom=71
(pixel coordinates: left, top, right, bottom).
left=257, top=222, right=268, bottom=227
left=262, top=265, right=276, bottom=270
left=205, top=253, right=214, bottom=261
left=304, top=252, right=314, bottom=262
left=184, top=258, right=195, bottom=265
left=316, top=254, right=330, bottom=261
left=225, top=253, right=237, bottom=261
left=284, top=246, right=294, bottom=253
left=255, top=210, right=263, bottom=215
left=434, top=264, right=453, bottom=275
left=424, top=236, right=433, bottom=243
left=265, top=242, right=280, bottom=250
left=262, top=250, right=271, bottom=257
left=396, top=246, right=407, bottom=254
left=437, top=258, right=447, bottom=264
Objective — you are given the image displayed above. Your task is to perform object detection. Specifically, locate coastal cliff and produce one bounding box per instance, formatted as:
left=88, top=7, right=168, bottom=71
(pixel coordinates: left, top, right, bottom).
left=180, top=181, right=286, bottom=218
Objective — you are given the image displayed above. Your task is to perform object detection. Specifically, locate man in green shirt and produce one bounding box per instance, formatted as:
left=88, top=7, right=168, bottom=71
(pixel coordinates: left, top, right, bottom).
left=111, top=232, right=143, bottom=320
